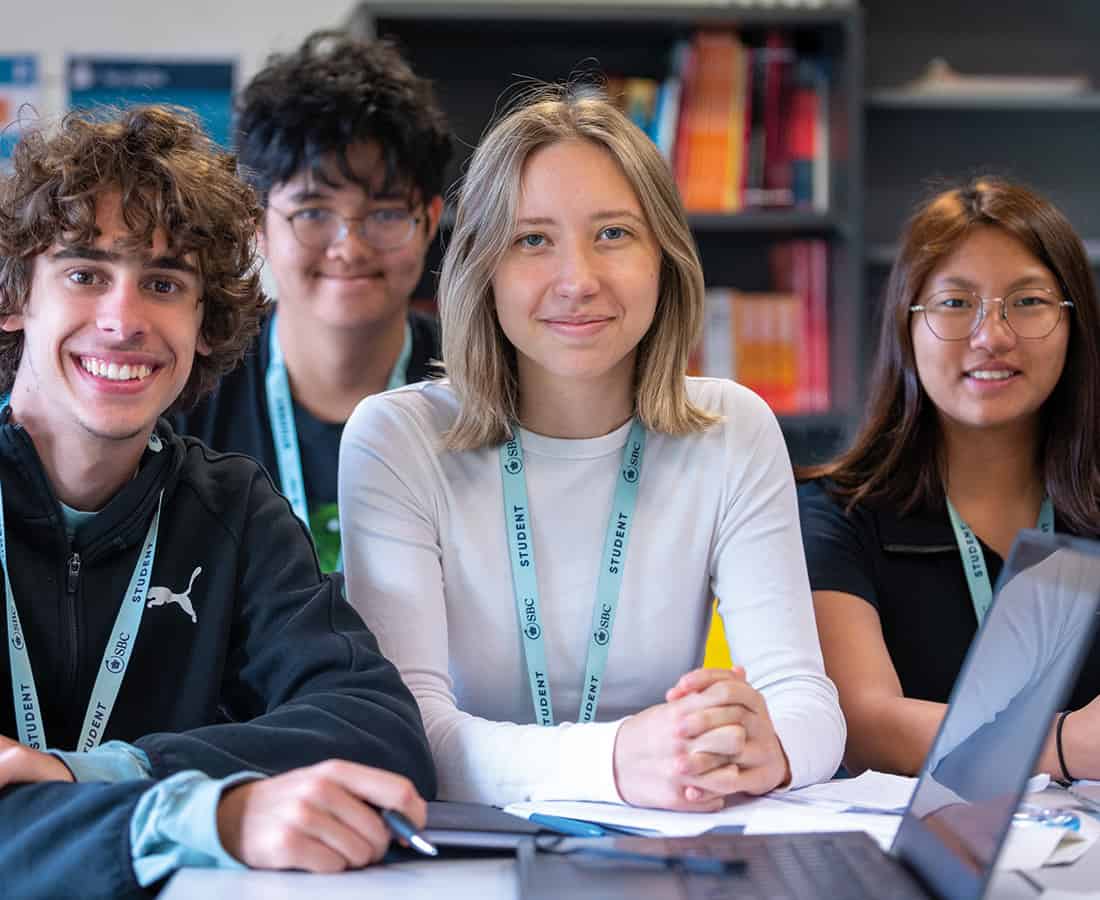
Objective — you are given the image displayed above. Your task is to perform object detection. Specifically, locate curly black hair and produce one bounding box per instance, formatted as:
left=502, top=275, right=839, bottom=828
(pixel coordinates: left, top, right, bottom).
left=0, top=105, right=265, bottom=409
left=236, top=30, right=452, bottom=206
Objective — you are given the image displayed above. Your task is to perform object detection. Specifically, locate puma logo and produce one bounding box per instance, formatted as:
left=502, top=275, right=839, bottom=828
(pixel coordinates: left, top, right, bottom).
left=146, top=567, right=201, bottom=624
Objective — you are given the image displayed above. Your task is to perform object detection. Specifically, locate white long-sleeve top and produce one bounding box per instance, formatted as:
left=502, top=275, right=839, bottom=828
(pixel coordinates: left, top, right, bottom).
left=339, top=377, right=844, bottom=805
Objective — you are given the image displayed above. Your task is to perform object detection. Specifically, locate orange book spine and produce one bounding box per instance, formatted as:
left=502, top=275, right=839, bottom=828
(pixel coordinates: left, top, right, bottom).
left=724, top=35, right=748, bottom=212
left=809, top=239, right=830, bottom=411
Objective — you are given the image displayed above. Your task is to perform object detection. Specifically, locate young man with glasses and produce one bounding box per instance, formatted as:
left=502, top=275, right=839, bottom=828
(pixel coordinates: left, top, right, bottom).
left=0, top=106, right=434, bottom=898
left=175, top=32, right=451, bottom=572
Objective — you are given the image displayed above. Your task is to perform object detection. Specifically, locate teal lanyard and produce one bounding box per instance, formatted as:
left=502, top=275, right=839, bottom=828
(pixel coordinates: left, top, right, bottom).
left=2, top=467, right=163, bottom=751
left=946, top=496, right=1055, bottom=625
left=265, top=315, right=412, bottom=568
left=500, top=420, right=646, bottom=726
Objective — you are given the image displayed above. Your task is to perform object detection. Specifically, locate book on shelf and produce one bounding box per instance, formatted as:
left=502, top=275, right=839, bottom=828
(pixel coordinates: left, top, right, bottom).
left=607, top=28, right=830, bottom=215
left=693, top=239, right=830, bottom=414
left=898, top=58, right=1091, bottom=98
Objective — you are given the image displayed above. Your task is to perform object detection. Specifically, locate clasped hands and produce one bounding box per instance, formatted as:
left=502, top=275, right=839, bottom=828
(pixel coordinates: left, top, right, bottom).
left=612, top=667, right=791, bottom=811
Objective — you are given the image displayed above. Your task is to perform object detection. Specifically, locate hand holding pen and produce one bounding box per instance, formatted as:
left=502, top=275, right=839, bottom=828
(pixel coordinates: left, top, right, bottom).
left=216, top=760, right=432, bottom=871
left=380, top=805, right=438, bottom=856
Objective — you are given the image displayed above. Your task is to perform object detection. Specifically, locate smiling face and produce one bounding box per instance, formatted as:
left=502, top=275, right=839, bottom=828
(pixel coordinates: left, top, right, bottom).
left=261, top=140, right=442, bottom=331
left=911, top=224, right=1071, bottom=438
left=2, top=190, right=208, bottom=445
left=491, top=139, right=661, bottom=401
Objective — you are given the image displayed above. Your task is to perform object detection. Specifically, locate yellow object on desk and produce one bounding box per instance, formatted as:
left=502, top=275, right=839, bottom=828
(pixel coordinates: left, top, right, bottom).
left=703, top=600, right=732, bottom=668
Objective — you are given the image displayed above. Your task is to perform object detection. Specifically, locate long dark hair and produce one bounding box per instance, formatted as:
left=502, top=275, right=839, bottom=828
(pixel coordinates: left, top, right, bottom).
left=798, top=177, right=1100, bottom=537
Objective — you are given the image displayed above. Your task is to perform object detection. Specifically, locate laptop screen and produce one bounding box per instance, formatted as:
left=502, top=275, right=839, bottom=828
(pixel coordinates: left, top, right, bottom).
left=892, top=530, right=1100, bottom=900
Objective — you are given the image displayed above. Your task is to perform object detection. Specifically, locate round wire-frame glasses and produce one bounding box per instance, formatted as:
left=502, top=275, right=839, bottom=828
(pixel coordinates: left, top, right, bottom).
left=909, top=287, right=1074, bottom=341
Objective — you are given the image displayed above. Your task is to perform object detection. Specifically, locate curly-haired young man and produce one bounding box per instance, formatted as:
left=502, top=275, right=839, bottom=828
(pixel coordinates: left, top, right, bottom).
left=0, top=105, right=434, bottom=899
left=175, top=32, right=452, bottom=573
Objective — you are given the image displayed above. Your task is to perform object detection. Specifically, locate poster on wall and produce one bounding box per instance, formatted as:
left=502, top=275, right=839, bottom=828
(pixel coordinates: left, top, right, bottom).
left=0, top=55, right=41, bottom=171
left=67, top=56, right=235, bottom=147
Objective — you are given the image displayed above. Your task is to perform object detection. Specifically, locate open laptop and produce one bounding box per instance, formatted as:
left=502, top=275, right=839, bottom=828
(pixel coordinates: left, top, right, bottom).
left=517, top=529, right=1100, bottom=900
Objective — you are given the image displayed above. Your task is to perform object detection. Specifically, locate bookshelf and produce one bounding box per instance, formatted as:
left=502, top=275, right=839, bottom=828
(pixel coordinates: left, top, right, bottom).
left=866, top=91, right=1100, bottom=112
left=863, top=0, right=1100, bottom=376
left=349, top=2, right=864, bottom=466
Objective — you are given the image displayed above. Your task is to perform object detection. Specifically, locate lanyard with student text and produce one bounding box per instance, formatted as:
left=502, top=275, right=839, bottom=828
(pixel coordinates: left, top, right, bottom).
left=500, top=420, right=646, bottom=726
left=265, top=315, right=412, bottom=526
left=2, top=483, right=163, bottom=751
left=946, top=496, right=1055, bottom=626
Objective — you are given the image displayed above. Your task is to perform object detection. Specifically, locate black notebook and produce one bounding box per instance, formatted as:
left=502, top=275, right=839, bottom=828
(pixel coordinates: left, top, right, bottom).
left=424, top=801, right=552, bottom=851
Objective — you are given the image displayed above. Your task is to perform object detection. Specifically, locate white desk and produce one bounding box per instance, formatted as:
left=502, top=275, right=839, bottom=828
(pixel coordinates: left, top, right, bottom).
left=160, top=835, right=1100, bottom=900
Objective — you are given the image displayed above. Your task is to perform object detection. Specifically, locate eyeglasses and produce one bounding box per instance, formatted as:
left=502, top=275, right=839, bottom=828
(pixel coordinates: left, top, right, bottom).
left=271, top=206, right=422, bottom=251
left=909, top=288, right=1074, bottom=341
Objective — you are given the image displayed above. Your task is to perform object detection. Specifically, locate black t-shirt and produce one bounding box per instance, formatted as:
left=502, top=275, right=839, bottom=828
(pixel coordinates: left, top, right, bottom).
left=797, top=477, right=1100, bottom=711
left=174, top=307, right=441, bottom=571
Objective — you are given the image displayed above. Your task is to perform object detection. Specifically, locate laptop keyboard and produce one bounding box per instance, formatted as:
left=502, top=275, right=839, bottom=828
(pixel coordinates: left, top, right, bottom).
left=654, top=834, right=930, bottom=900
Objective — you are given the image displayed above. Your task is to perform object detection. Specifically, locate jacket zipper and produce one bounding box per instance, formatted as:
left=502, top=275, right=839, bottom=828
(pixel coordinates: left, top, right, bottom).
left=65, top=550, right=81, bottom=736
left=67, top=552, right=81, bottom=593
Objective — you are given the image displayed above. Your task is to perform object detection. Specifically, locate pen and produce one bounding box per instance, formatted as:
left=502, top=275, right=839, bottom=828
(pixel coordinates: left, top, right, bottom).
left=530, top=812, right=609, bottom=837
left=380, top=807, right=439, bottom=856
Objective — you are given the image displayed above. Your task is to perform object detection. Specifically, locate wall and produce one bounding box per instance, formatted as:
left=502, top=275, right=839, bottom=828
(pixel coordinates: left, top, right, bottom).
left=0, top=0, right=358, bottom=119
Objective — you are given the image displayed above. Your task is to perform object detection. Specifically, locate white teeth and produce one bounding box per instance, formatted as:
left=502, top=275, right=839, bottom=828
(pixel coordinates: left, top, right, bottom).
left=969, top=370, right=1014, bottom=381
left=80, top=357, right=153, bottom=382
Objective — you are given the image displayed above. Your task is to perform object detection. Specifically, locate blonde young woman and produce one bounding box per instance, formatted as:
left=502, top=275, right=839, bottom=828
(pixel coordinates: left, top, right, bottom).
left=339, top=86, right=844, bottom=809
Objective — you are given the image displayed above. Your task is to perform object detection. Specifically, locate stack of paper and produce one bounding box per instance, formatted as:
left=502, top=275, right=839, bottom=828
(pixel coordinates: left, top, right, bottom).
left=504, top=770, right=1097, bottom=868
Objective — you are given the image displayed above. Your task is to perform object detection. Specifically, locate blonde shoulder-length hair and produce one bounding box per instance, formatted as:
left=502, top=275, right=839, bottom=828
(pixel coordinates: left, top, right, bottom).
left=439, top=83, right=720, bottom=451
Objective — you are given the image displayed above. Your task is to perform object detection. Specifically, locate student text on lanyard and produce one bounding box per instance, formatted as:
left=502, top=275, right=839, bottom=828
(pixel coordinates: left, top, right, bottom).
left=265, top=314, right=412, bottom=568
left=2, top=454, right=164, bottom=751
left=500, top=419, right=646, bottom=726
left=946, top=496, right=1055, bottom=625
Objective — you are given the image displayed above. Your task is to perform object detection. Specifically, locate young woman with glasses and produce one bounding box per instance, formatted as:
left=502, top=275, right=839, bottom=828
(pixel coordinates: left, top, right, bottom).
left=339, top=85, right=844, bottom=809
left=798, top=177, right=1100, bottom=780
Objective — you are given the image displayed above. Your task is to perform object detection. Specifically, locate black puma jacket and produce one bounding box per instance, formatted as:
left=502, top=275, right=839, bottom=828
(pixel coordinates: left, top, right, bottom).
left=0, top=414, right=435, bottom=898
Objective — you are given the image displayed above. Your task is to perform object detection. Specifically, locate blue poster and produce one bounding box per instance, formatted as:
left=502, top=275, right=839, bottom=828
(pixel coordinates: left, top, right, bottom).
left=0, top=56, right=40, bottom=171
left=67, top=57, right=235, bottom=147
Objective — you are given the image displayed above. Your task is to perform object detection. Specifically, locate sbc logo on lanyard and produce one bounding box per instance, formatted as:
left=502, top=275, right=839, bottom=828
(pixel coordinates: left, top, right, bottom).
left=523, top=597, right=541, bottom=640
left=504, top=441, right=523, bottom=475
left=105, top=629, right=134, bottom=675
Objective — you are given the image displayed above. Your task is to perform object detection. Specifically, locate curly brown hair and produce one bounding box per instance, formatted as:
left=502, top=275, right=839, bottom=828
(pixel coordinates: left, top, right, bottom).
left=0, top=104, right=266, bottom=410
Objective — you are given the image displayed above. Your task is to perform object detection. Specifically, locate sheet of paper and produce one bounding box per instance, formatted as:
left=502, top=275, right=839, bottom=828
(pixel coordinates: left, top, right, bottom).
left=504, top=794, right=787, bottom=837
left=781, top=770, right=916, bottom=812
left=779, top=771, right=1050, bottom=813
left=1045, top=813, right=1100, bottom=866
left=998, top=824, right=1068, bottom=871
left=744, top=807, right=902, bottom=850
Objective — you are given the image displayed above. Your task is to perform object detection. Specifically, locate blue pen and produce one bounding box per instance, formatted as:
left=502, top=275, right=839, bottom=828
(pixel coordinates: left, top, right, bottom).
left=380, top=807, right=439, bottom=856
left=529, top=813, right=608, bottom=837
